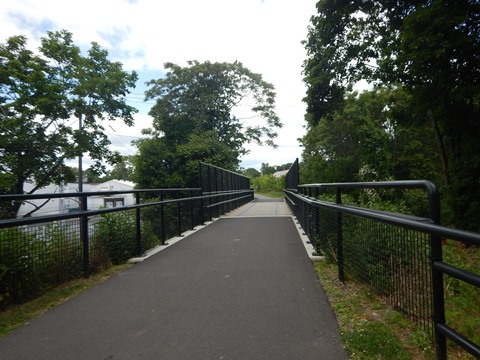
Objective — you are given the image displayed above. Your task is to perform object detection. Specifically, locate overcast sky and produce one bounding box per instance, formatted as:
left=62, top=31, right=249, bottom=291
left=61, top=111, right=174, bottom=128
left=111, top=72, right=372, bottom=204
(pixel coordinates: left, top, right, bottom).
left=1, top=0, right=319, bottom=170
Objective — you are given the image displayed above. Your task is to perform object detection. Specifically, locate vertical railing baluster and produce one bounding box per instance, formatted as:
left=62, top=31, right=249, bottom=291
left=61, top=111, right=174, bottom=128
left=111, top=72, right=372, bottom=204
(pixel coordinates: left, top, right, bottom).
left=160, top=190, right=165, bottom=245
left=336, top=187, right=344, bottom=283
left=135, top=192, right=142, bottom=256
left=80, top=192, right=89, bottom=278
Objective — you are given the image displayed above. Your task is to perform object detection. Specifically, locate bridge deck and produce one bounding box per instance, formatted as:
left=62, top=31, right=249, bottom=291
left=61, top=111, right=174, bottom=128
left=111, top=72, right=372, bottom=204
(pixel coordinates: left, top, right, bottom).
left=225, top=195, right=291, bottom=217
left=0, top=199, right=347, bottom=359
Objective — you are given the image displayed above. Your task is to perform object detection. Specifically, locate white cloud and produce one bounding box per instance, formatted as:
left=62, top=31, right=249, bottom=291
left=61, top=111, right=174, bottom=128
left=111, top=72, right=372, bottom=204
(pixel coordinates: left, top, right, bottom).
left=1, top=0, right=318, bottom=169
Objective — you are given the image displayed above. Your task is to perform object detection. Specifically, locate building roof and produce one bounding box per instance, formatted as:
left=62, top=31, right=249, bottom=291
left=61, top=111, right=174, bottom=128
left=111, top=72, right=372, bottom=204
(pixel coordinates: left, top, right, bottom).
left=273, top=170, right=289, bottom=178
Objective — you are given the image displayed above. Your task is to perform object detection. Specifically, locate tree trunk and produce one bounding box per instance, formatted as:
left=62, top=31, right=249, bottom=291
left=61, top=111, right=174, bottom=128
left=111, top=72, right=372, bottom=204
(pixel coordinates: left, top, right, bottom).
left=428, top=110, right=450, bottom=188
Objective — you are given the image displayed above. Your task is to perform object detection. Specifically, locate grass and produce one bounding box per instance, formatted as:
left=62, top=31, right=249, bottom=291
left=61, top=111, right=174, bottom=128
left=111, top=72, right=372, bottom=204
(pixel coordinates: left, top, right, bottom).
left=314, top=260, right=435, bottom=360
left=0, top=263, right=132, bottom=338
left=442, top=240, right=480, bottom=350
left=314, top=259, right=480, bottom=359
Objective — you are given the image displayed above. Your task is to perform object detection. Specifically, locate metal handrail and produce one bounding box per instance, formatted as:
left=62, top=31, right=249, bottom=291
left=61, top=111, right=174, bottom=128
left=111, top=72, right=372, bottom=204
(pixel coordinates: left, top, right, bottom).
left=285, top=187, right=480, bottom=359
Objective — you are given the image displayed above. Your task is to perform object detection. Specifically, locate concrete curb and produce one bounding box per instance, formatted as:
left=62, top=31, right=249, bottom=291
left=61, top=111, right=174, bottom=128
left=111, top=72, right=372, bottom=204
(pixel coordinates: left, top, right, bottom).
left=291, top=216, right=325, bottom=261
left=128, top=218, right=220, bottom=263
left=222, top=215, right=325, bottom=261
left=128, top=201, right=325, bottom=263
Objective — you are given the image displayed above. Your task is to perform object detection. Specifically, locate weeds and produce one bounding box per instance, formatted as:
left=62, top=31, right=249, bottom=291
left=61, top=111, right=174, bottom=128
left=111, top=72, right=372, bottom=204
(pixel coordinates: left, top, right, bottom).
left=314, top=260, right=435, bottom=360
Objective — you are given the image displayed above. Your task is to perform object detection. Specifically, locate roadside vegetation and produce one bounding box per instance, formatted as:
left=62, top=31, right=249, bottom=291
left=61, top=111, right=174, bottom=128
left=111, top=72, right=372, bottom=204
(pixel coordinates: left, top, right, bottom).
left=315, top=244, right=480, bottom=360
left=245, top=162, right=291, bottom=198
left=1, top=3, right=479, bottom=356
left=315, top=260, right=434, bottom=360
left=251, top=175, right=284, bottom=198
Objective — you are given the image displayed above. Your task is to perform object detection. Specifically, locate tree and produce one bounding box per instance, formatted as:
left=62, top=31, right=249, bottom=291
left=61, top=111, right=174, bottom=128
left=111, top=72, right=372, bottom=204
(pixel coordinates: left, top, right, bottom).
left=301, top=89, right=398, bottom=183
left=69, top=167, right=103, bottom=183
left=260, top=163, right=276, bottom=176
left=136, top=61, right=281, bottom=188
left=302, top=0, right=480, bottom=229
left=0, top=31, right=138, bottom=217
left=243, top=168, right=261, bottom=179
left=0, top=35, right=71, bottom=198
left=107, top=156, right=135, bottom=182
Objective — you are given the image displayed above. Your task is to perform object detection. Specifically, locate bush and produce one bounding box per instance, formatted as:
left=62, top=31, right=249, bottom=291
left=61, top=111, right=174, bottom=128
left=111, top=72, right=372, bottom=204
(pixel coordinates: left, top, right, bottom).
left=95, top=211, right=136, bottom=265
left=0, top=228, right=41, bottom=307
left=443, top=241, right=480, bottom=347
left=39, top=223, right=83, bottom=283
left=252, top=175, right=284, bottom=193
left=0, top=223, right=83, bottom=309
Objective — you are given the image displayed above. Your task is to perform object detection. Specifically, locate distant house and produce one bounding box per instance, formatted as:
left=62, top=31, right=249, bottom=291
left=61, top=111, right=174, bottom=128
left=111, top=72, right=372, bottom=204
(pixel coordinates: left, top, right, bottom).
left=17, top=180, right=135, bottom=218
left=272, top=170, right=288, bottom=178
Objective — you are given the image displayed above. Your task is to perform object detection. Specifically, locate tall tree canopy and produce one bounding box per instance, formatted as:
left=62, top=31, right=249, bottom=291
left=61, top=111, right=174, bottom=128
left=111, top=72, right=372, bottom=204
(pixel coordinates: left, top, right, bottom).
left=0, top=30, right=137, bottom=216
left=302, top=0, right=480, bottom=229
left=135, top=61, right=281, bottom=188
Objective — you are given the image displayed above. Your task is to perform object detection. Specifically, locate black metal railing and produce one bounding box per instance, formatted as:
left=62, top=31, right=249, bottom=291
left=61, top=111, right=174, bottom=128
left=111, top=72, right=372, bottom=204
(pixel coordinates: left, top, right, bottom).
left=284, top=161, right=480, bottom=360
left=285, top=158, right=300, bottom=191
left=0, top=163, right=253, bottom=309
left=198, top=162, right=253, bottom=220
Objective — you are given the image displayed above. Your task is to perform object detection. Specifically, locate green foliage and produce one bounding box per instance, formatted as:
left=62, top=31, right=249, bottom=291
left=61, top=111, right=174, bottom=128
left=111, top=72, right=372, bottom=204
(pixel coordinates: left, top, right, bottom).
left=260, top=163, right=276, bottom=175
left=442, top=241, right=480, bottom=347
left=0, top=224, right=83, bottom=309
left=0, top=228, right=41, bottom=306
left=39, top=223, right=83, bottom=283
left=301, top=88, right=400, bottom=184
left=0, top=210, right=165, bottom=309
left=243, top=168, right=261, bottom=179
left=260, top=162, right=291, bottom=176
left=252, top=175, right=284, bottom=194
left=107, top=156, right=135, bottom=182
left=0, top=30, right=138, bottom=216
left=314, top=191, right=480, bottom=358
left=342, top=322, right=410, bottom=360
left=136, top=60, right=281, bottom=188
left=95, top=211, right=136, bottom=265
left=140, top=201, right=167, bottom=245
left=314, top=260, right=431, bottom=359
left=302, top=0, right=480, bottom=231
left=140, top=217, right=161, bottom=251
left=146, top=60, right=281, bottom=148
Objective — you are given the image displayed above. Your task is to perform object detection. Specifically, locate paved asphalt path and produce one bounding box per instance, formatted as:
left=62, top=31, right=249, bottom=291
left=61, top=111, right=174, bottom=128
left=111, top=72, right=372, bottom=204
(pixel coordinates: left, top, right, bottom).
left=228, top=196, right=291, bottom=217
left=0, top=217, right=347, bottom=360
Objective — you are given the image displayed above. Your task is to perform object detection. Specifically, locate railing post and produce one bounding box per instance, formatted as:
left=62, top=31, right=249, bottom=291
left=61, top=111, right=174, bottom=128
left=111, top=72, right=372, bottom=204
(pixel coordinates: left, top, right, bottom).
left=428, top=184, right=447, bottom=359
left=214, top=166, right=218, bottom=218
left=336, top=187, right=344, bottom=283
left=190, top=189, right=195, bottom=230
left=135, top=192, right=142, bottom=257
left=208, top=167, right=212, bottom=221
left=220, top=169, right=224, bottom=215
left=199, top=163, right=205, bottom=225
left=160, top=191, right=166, bottom=245
left=176, top=190, right=182, bottom=237
left=80, top=193, right=89, bottom=278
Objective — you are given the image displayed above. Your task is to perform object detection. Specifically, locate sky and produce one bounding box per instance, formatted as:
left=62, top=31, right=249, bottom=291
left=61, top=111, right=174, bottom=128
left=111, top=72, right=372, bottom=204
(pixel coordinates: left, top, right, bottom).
left=1, top=0, right=319, bottom=170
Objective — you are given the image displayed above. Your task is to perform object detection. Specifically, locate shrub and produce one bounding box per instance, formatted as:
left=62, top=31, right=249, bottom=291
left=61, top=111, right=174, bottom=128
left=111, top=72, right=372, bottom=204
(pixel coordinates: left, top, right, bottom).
left=0, top=223, right=82, bottom=308
left=252, top=175, right=284, bottom=193
left=95, top=211, right=136, bottom=264
left=0, top=228, right=41, bottom=307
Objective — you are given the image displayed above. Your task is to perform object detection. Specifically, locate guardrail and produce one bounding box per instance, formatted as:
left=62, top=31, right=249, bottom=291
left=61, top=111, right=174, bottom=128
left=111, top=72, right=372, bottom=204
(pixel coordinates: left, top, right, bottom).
left=284, top=178, right=480, bottom=359
left=0, top=163, right=253, bottom=309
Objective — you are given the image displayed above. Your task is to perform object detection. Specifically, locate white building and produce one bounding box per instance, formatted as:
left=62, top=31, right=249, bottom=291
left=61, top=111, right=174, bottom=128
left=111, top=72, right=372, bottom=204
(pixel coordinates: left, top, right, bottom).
left=272, top=170, right=288, bottom=178
left=18, top=180, right=136, bottom=218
